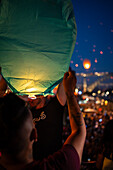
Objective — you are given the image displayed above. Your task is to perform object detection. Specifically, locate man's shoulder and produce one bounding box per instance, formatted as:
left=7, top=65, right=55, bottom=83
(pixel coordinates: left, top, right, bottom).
left=46, top=95, right=65, bottom=109
left=24, top=145, right=80, bottom=170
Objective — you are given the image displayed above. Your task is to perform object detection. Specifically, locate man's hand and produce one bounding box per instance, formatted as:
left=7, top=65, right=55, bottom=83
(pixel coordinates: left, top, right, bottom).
left=63, top=68, right=77, bottom=97
left=0, top=67, right=7, bottom=97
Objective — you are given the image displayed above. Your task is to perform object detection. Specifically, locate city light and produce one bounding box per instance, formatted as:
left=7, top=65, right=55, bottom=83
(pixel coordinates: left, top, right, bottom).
left=106, top=91, right=109, bottom=95
left=78, top=91, right=82, bottom=95
left=74, top=88, right=78, bottom=95
left=105, top=100, right=108, bottom=105
left=97, top=90, right=101, bottom=94
left=92, top=93, right=96, bottom=96
left=101, top=92, right=105, bottom=96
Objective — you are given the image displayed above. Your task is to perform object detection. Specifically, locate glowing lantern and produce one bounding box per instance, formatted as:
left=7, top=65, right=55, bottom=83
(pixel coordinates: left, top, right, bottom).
left=75, top=64, right=78, bottom=67
left=95, top=59, right=98, bottom=63
left=0, top=0, right=77, bottom=96
left=83, top=59, right=91, bottom=69
left=93, top=49, right=95, bottom=52
left=100, top=51, right=103, bottom=54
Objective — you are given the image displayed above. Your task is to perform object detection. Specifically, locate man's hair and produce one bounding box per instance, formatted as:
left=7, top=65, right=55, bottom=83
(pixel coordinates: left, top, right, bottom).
left=0, top=93, right=31, bottom=156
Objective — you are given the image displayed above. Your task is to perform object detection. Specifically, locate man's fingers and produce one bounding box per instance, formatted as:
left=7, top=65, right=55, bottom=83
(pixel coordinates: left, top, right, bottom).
left=68, top=67, right=76, bottom=76
left=64, top=72, right=69, bottom=79
left=69, top=67, right=71, bottom=72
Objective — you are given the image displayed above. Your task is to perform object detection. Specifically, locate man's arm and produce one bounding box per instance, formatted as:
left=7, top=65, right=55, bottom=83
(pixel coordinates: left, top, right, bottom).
left=63, top=70, right=86, bottom=163
left=56, top=80, right=66, bottom=106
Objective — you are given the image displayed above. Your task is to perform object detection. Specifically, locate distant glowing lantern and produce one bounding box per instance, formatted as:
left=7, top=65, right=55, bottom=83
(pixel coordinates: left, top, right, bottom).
left=93, top=45, right=96, bottom=48
left=93, top=49, right=95, bottom=52
left=100, top=51, right=103, bottom=54
left=70, top=60, right=74, bottom=64
left=83, top=59, right=91, bottom=69
left=95, top=59, right=97, bottom=63
left=75, top=64, right=78, bottom=67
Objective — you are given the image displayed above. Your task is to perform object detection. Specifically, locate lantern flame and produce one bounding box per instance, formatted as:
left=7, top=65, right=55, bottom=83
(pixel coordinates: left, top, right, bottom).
left=83, top=59, right=91, bottom=69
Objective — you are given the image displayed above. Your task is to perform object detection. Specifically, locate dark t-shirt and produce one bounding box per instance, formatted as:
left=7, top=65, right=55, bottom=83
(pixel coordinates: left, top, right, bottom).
left=31, top=96, right=64, bottom=160
left=24, top=144, right=80, bottom=170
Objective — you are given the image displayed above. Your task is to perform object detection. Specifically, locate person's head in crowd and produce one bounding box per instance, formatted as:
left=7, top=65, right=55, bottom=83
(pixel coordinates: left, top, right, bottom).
left=102, top=119, right=113, bottom=158
left=0, top=93, right=37, bottom=167
left=0, top=67, right=7, bottom=97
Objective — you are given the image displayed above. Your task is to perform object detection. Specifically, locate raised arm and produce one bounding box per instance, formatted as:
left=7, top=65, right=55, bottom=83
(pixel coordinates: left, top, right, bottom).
left=56, top=80, right=66, bottom=106
left=63, top=70, right=86, bottom=163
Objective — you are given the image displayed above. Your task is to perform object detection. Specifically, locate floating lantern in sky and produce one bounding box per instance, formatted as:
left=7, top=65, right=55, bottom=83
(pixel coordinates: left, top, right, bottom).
left=100, top=51, right=103, bottom=54
left=83, top=59, right=91, bottom=69
left=93, top=45, right=96, bottom=48
left=95, top=59, right=98, bottom=63
left=0, top=0, right=77, bottom=96
left=93, top=49, right=96, bottom=52
left=70, top=60, right=74, bottom=64
left=75, top=64, right=78, bottom=67
left=108, top=46, right=111, bottom=50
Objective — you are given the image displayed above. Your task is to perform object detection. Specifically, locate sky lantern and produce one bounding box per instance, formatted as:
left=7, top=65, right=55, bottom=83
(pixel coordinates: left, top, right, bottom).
left=0, top=0, right=77, bottom=96
left=83, top=59, right=91, bottom=69
left=95, top=58, right=98, bottom=63
left=100, top=51, right=103, bottom=54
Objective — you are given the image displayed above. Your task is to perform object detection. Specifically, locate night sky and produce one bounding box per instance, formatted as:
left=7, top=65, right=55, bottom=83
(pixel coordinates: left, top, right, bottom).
left=70, top=0, right=113, bottom=73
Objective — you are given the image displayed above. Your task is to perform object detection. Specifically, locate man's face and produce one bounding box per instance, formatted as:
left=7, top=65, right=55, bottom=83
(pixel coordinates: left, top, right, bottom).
left=28, top=96, right=46, bottom=109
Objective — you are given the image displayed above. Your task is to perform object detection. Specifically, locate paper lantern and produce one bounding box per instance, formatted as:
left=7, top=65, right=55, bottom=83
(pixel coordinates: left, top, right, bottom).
left=83, top=59, right=91, bottom=70
left=0, top=0, right=77, bottom=96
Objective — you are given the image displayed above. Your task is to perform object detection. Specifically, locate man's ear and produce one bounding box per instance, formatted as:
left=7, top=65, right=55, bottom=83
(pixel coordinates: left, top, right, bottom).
left=30, top=128, right=38, bottom=142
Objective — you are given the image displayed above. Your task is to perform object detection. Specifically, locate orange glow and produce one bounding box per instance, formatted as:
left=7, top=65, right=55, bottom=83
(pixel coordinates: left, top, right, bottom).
left=75, top=64, right=78, bottom=67
left=100, top=51, right=103, bottom=54
left=105, top=100, right=108, bottom=105
left=95, top=59, right=97, bottom=63
left=83, top=59, right=91, bottom=69
left=98, top=108, right=102, bottom=112
left=93, top=49, right=95, bottom=52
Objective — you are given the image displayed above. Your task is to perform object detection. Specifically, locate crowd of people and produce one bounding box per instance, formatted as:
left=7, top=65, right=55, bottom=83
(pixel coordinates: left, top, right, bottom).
left=62, top=102, right=113, bottom=169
